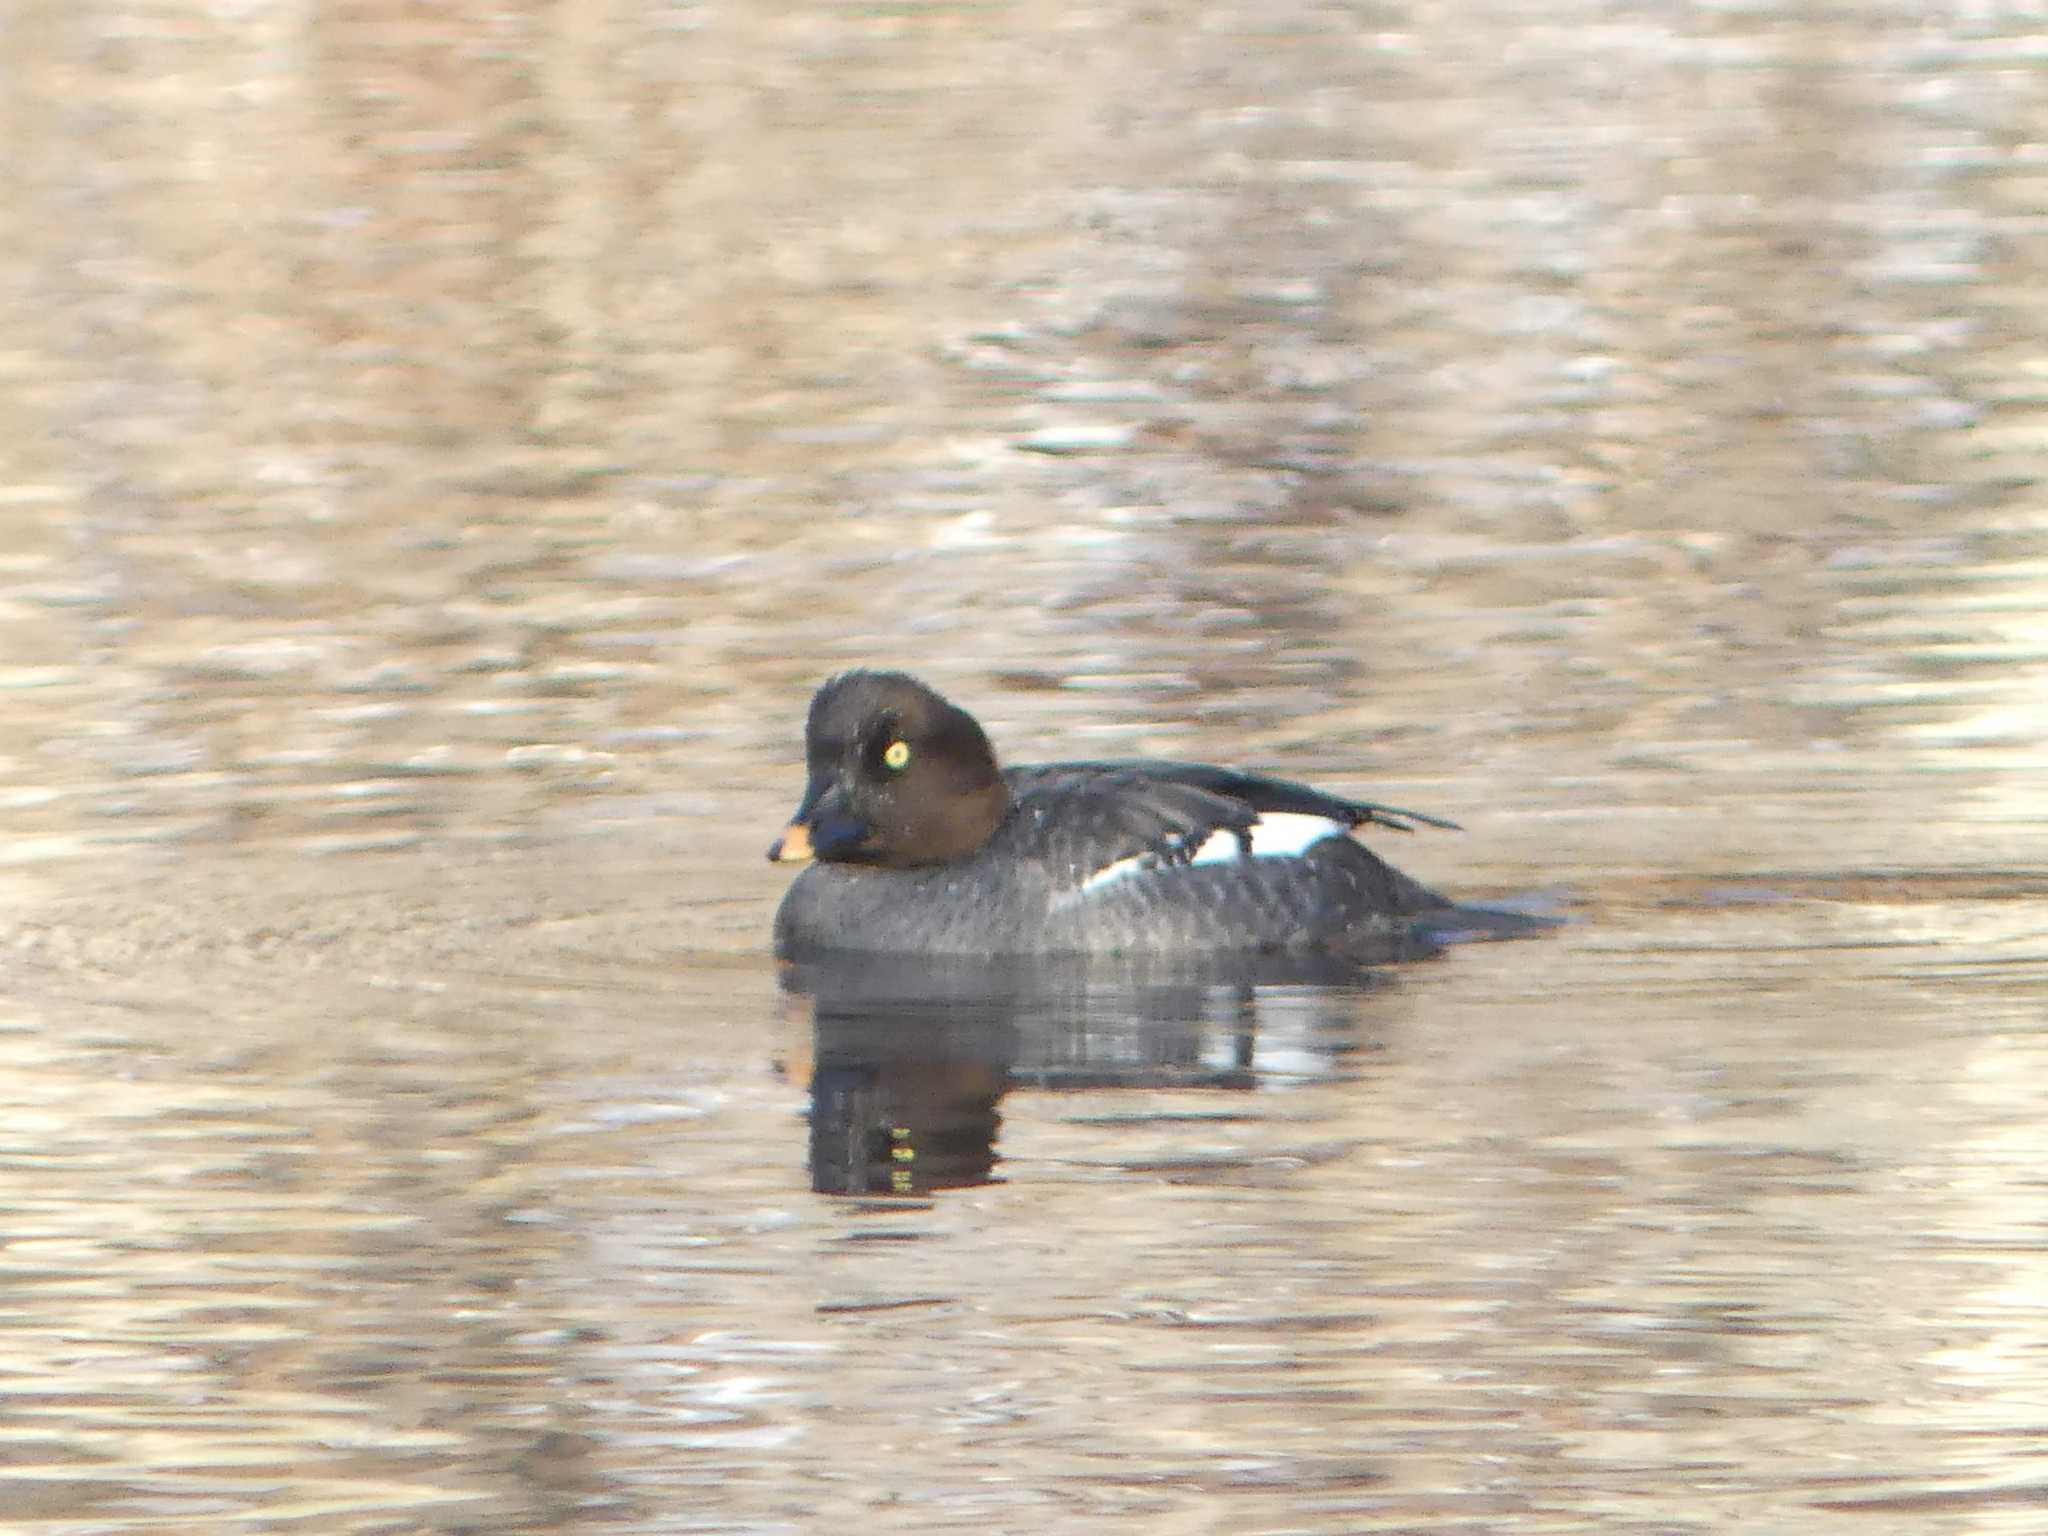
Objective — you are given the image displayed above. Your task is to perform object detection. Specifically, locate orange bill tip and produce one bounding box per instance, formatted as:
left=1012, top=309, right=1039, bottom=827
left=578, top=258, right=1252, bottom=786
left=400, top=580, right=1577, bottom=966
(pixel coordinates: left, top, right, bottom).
left=767, top=821, right=815, bottom=863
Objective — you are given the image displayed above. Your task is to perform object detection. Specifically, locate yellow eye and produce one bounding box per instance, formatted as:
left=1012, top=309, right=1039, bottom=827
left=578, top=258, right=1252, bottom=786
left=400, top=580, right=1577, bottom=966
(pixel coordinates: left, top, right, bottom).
left=882, top=740, right=911, bottom=770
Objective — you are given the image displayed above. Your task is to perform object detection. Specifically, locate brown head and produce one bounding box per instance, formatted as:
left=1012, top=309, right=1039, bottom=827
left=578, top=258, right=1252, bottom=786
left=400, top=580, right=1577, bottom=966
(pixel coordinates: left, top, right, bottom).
left=767, top=671, right=1013, bottom=868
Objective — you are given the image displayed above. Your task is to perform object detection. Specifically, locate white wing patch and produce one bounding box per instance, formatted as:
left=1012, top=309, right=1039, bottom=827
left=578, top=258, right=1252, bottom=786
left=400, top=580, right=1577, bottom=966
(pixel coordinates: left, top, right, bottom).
left=1195, top=812, right=1347, bottom=861
left=1075, top=812, right=1348, bottom=895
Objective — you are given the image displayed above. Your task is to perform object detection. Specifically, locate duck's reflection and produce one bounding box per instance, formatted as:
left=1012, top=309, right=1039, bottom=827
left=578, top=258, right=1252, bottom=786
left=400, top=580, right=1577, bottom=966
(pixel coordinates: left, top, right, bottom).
left=782, top=944, right=1432, bottom=1197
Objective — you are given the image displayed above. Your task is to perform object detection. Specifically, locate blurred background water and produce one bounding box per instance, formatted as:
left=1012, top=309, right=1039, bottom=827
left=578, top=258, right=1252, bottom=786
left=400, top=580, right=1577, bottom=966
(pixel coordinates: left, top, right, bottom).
left=0, top=0, right=2045, bottom=1531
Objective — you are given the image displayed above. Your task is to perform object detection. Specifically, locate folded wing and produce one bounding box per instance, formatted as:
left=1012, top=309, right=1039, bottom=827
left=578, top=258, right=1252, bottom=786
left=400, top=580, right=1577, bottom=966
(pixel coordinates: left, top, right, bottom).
left=1004, top=760, right=1456, bottom=897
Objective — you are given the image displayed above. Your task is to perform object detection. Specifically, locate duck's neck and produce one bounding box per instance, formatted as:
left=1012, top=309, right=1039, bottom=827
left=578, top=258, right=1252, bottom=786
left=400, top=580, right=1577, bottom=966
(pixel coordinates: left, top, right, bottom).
left=913, top=777, right=1013, bottom=864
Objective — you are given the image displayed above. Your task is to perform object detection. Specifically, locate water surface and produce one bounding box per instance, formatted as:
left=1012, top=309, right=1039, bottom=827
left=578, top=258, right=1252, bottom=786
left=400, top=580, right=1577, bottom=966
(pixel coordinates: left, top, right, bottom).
left=0, top=0, right=2044, bottom=1531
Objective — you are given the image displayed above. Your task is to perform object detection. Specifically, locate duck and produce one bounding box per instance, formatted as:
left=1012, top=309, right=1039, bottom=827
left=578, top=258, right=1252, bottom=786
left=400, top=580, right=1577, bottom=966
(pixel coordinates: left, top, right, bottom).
left=767, top=669, right=1521, bottom=959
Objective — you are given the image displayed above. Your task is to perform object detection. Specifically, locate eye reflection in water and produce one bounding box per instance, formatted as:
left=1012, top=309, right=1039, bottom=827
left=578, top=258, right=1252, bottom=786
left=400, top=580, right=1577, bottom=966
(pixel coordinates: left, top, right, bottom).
left=778, top=943, right=1437, bottom=1198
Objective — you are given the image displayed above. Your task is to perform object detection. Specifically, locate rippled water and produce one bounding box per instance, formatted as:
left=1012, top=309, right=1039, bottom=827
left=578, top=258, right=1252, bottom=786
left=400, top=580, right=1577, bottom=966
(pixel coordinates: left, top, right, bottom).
left=1, top=0, right=2045, bottom=1531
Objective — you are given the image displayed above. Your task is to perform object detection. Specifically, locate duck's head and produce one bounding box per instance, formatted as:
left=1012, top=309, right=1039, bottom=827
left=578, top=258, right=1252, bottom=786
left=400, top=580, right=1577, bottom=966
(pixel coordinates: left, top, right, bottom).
left=768, top=670, right=1012, bottom=868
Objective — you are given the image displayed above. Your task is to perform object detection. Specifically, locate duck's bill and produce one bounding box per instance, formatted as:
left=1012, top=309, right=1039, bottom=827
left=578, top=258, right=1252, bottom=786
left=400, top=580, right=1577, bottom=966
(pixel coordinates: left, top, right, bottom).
left=767, top=803, right=875, bottom=863
left=769, top=773, right=877, bottom=862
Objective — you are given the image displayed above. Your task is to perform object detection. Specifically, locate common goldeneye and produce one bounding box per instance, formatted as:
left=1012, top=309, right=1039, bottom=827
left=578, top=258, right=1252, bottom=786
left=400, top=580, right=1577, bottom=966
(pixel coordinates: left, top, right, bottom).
left=768, top=669, right=1514, bottom=959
